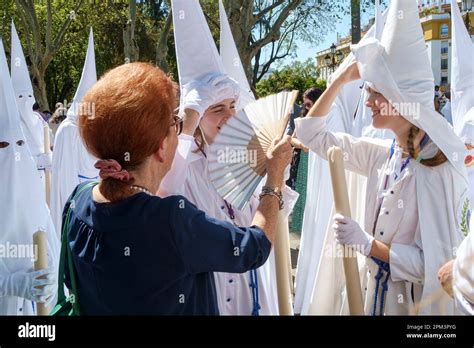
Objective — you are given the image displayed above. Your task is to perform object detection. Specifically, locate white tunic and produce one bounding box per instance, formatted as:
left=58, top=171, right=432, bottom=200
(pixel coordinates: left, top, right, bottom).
left=295, top=115, right=467, bottom=314
left=160, top=134, right=298, bottom=315
left=50, top=117, right=98, bottom=235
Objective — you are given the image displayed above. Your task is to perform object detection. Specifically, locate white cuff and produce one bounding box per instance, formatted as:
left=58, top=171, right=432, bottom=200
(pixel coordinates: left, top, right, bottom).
left=281, top=185, right=299, bottom=218
left=389, top=243, right=424, bottom=285
left=294, top=116, right=328, bottom=151
left=36, top=153, right=53, bottom=171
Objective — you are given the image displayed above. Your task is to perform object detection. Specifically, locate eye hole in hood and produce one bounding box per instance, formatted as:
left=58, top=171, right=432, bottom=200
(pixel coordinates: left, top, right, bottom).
left=0, top=141, right=10, bottom=148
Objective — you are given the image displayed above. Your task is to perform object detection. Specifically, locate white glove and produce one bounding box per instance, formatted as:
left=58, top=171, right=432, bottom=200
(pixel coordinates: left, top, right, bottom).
left=182, top=73, right=240, bottom=118
left=36, top=153, right=53, bottom=171
left=332, top=214, right=374, bottom=256
left=1, top=268, right=57, bottom=306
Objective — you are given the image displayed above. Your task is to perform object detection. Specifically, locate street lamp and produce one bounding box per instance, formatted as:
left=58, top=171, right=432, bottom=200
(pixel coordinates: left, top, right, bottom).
left=324, top=43, right=345, bottom=73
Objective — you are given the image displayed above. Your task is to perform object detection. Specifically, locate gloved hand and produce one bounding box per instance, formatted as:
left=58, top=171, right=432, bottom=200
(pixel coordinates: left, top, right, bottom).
left=36, top=153, right=53, bottom=171
left=1, top=268, right=57, bottom=306
left=332, top=214, right=374, bottom=256
left=182, top=73, right=240, bottom=118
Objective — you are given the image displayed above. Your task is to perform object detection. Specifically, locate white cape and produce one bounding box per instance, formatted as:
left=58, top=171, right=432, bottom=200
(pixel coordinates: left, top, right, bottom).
left=453, top=223, right=474, bottom=315
left=450, top=0, right=474, bottom=206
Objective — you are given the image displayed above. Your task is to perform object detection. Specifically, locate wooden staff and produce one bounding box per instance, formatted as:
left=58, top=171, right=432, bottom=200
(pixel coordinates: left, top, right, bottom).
left=274, top=211, right=294, bottom=315
left=327, top=146, right=364, bottom=315
left=44, top=125, right=51, bottom=207
left=33, top=230, right=49, bottom=315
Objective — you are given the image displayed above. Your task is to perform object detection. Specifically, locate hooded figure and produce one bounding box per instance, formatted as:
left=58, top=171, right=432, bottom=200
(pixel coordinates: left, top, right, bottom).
left=293, top=1, right=392, bottom=314
left=50, top=28, right=99, bottom=235
left=295, top=0, right=469, bottom=315
left=450, top=0, right=474, bottom=316
left=0, top=39, right=59, bottom=315
left=10, top=21, right=52, bottom=189
left=159, top=0, right=298, bottom=315
left=219, top=0, right=255, bottom=110
left=451, top=0, right=474, bottom=205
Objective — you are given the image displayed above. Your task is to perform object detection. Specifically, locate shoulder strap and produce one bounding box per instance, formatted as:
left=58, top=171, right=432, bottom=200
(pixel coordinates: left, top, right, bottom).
left=56, top=182, right=98, bottom=314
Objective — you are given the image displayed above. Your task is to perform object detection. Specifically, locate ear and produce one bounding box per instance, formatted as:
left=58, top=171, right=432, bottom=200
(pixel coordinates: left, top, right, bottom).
left=153, top=136, right=168, bottom=163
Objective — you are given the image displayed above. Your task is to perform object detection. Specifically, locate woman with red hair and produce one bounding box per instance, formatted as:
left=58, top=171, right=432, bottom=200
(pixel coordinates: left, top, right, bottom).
left=60, top=62, right=292, bottom=315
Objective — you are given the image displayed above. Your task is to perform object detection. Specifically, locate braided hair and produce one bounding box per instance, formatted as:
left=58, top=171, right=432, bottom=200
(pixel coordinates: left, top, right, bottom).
left=406, top=125, right=448, bottom=167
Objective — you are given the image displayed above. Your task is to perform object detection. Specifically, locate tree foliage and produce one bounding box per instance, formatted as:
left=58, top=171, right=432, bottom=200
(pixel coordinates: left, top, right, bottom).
left=0, top=0, right=382, bottom=111
left=256, top=59, right=326, bottom=103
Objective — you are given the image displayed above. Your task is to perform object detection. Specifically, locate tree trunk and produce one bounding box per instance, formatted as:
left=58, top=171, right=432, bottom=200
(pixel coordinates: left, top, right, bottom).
left=32, top=72, right=50, bottom=111
left=15, top=0, right=84, bottom=111
left=124, top=0, right=139, bottom=63
left=155, top=3, right=172, bottom=72
left=351, top=0, right=361, bottom=44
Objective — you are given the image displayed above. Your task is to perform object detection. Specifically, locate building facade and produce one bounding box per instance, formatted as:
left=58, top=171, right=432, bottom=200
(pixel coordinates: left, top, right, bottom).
left=316, top=0, right=474, bottom=88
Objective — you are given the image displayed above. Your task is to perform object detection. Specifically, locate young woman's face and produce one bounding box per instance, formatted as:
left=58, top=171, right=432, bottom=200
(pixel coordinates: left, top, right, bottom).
left=365, top=87, right=407, bottom=131
left=303, top=96, right=314, bottom=111
left=200, top=98, right=236, bottom=144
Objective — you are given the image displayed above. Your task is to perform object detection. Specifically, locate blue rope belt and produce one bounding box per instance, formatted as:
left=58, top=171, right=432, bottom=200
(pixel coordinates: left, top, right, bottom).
left=371, top=256, right=390, bottom=316
left=249, top=269, right=260, bottom=316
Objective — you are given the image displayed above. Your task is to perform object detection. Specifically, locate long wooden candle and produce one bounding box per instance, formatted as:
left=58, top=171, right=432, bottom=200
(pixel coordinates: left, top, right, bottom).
left=327, top=146, right=364, bottom=315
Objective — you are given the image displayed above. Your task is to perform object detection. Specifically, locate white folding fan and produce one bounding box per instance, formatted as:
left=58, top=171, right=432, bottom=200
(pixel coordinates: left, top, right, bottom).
left=208, top=90, right=298, bottom=210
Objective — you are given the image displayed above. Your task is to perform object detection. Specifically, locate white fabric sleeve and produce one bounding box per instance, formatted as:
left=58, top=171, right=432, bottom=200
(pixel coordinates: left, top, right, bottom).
left=389, top=243, right=424, bottom=284
left=453, top=233, right=474, bottom=315
left=294, top=116, right=390, bottom=177
left=159, top=134, right=195, bottom=196
left=35, top=153, right=53, bottom=171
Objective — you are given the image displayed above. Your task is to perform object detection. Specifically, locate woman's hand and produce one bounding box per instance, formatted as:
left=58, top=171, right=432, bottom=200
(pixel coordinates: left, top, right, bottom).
left=438, top=259, right=455, bottom=298
left=265, top=135, right=293, bottom=188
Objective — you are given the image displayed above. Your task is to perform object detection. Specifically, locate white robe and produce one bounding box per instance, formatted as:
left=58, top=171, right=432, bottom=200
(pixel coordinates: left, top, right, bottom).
left=295, top=115, right=468, bottom=315
left=50, top=117, right=98, bottom=235
left=15, top=93, right=53, bottom=193
left=294, top=80, right=360, bottom=314
left=160, top=134, right=298, bottom=315
left=453, top=227, right=474, bottom=315
left=440, top=100, right=453, bottom=125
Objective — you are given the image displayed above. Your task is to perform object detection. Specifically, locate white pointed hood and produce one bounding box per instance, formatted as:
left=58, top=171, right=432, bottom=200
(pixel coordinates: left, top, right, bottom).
left=11, top=20, right=34, bottom=97
left=451, top=0, right=474, bottom=144
left=351, top=0, right=467, bottom=177
left=173, top=0, right=226, bottom=88
left=374, top=0, right=384, bottom=42
left=329, top=1, right=387, bottom=83
left=219, top=0, right=255, bottom=109
left=67, top=28, right=97, bottom=124
left=330, top=2, right=393, bottom=139
left=10, top=20, right=47, bottom=160
left=353, top=2, right=394, bottom=139
left=0, top=38, right=59, bottom=281
left=1, top=39, right=22, bottom=132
